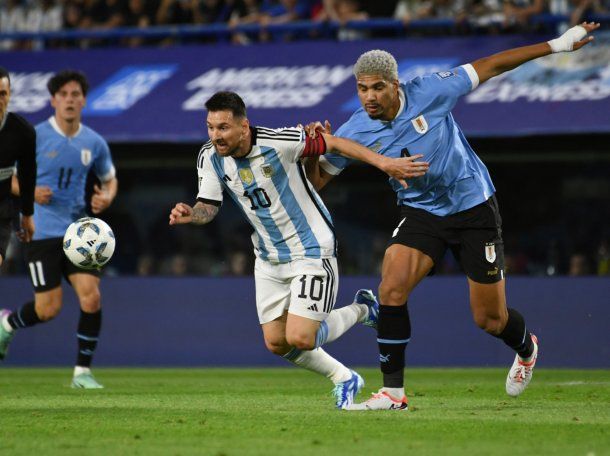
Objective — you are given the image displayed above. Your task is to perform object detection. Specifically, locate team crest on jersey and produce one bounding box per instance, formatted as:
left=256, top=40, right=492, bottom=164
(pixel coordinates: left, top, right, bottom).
left=261, top=164, right=274, bottom=178
left=485, top=242, right=496, bottom=263
left=81, top=149, right=92, bottom=166
left=411, top=115, right=428, bottom=134
left=239, top=168, right=254, bottom=185
left=45, top=150, right=58, bottom=159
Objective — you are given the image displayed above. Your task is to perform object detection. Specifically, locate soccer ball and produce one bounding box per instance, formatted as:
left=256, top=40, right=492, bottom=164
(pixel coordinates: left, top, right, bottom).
left=63, top=217, right=116, bottom=269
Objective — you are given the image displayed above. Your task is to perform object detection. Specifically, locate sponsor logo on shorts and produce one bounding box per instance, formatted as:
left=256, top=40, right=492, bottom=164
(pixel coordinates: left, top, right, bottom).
left=487, top=267, right=499, bottom=276
left=485, top=242, right=496, bottom=263
left=380, top=354, right=390, bottom=363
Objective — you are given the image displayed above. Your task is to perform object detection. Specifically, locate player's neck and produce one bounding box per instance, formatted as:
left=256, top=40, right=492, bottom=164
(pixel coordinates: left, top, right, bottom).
left=382, top=98, right=401, bottom=122
left=55, top=115, right=81, bottom=137
left=234, top=130, right=253, bottom=158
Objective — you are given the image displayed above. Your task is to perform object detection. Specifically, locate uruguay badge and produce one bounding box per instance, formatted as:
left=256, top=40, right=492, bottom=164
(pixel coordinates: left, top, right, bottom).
left=81, top=149, right=92, bottom=166
left=485, top=242, right=496, bottom=263
left=411, top=115, right=428, bottom=134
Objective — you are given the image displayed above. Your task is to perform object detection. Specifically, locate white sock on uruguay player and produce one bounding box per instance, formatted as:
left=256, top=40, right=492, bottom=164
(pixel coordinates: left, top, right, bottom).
left=283, top=347, right=352, bottom=384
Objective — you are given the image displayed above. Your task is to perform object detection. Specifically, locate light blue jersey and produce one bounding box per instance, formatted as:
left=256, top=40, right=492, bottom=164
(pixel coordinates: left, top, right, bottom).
left=197, top=127, right=335, bottom=263
left=321, top=64, right=495, bottom=216
left=34, top=117, right=116, bottom=239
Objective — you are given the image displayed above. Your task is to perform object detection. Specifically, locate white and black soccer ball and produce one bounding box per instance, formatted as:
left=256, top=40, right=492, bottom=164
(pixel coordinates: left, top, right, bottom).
left=63, top=217, right=116, bottom=269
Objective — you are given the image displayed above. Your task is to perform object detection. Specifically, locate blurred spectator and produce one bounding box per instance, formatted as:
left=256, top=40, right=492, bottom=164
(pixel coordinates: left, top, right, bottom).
left=467, top=0, right=505, bottom=31
left=596, top=239, right=610, bottom=275
left=503, top=0, right=546, bottom=30
left=0, top=0, right=27, bottom=50
left=568, top=252, right=591, bottom=276
left=24, top=0, right=63, bottom=33
left=570, top=0, right=608, bottom=25
left=359, top=0, right=399, bottom=17
left=229, top=0, right=262, bottom=44
left=156, top=0, right=198, bottom=25
left=137, top=253, right=157, bottom=276
left=258, top=0, right=311, bottom=41
left=195, top=0, right=234, bottom=24
left=124, top=0, right=153, bottom=47
left=414, top=0, right=468, bottom=21
left=227, top=250, right=250, bottom=275
left=320, top=0, right=369, bottom=40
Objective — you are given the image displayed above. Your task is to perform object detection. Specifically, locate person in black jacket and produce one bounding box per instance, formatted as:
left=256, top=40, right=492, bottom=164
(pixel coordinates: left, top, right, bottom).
left=0, top=66, right=36, bottom=268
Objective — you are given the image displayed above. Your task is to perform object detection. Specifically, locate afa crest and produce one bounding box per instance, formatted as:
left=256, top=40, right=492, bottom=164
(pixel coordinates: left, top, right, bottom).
left=239, top=168, right=254, bottom=185
left=261, top=164, right=274, bottom=178
left=485, top=242, right=496, bottom=263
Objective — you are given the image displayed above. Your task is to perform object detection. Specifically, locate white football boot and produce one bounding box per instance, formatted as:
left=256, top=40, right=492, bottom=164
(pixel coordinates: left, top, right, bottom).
left=506, top=334, right=539, bottom=397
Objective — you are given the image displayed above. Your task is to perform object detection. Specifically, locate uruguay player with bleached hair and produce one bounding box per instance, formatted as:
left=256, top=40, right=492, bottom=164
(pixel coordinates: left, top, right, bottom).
left=0, top=70, right=118, bottom=389
left=305, top=22, right=601, bottom=410
left=169, top=90, right=429, bottom=409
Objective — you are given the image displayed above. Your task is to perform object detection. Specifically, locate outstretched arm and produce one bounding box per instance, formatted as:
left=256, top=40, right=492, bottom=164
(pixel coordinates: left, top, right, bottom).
left=320, top=133, right=429, bottom=188
left=472, top=22, right=600, bottom=85
left=169, top=201, right=219, bottom=226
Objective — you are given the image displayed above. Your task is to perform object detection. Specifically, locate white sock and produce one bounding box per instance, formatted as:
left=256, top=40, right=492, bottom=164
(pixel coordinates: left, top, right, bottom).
left=316, top=304, right=367, bottom=347
left=74, top=366, right=91, bottom=377
left=381, top=387, right=405, bottom=399
left=1, top=315, right=14, bottom=333
left=283, top=347, right=352, bottom=384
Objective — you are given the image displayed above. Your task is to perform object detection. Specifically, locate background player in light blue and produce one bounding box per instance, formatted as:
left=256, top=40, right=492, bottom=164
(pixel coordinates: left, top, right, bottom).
left=0, top=70, right=118, bottom=389
left=306, top=22, right=600, bottom=410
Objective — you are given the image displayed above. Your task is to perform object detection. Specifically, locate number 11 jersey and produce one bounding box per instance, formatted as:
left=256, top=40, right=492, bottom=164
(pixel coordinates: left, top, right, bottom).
left=34, top=117, right=116, bottom=240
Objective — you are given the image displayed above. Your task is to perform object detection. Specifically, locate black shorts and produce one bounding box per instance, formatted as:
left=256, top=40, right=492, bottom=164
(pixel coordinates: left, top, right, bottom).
left=0, top=218, right=11, bottom=260
left=388, top=196, right=505, bottom=284
left=24, top=238, right=101, bottom=292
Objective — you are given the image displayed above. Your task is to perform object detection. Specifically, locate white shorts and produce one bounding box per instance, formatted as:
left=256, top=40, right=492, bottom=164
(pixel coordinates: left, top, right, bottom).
left=254, top=257, right=339, bottom=324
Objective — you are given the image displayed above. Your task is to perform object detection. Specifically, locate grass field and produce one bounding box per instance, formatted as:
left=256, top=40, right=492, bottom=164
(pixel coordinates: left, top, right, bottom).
left=0, top=368, right=609, bottom=455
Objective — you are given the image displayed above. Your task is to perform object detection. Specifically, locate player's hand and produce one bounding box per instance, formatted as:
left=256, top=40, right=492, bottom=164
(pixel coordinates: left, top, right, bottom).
left=169, top=202, right=193, bottom=225
left=572, top=22, right=600, bottom=51
left=34, top=186, right=52, bottom=204
left=17, top=215, right=34, bottom=242
left=301, top=120, right=332, bottom=139
left=91, top=184, right=112, bottom=214
left=381, top=154, right=429, bottom=188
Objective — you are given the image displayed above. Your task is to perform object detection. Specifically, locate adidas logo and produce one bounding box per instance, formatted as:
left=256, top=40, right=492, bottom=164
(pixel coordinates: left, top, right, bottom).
left=307, top=304, right=318, bottom=312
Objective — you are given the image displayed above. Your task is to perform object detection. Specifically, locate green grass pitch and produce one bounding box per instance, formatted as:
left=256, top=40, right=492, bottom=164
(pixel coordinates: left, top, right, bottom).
left=0, top=368, right=608, bottom=455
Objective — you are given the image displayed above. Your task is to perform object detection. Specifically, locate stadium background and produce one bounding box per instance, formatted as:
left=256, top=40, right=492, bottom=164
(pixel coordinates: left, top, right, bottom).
left=0, top=0, right=609, bottom=369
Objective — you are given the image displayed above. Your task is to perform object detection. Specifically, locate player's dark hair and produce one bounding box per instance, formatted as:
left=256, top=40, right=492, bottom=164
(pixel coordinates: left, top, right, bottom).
left=47, top=70, right=89, bottom=97
left=0, top=66, right=10, bottom=86
left=205, top=91, right=247, bottom=119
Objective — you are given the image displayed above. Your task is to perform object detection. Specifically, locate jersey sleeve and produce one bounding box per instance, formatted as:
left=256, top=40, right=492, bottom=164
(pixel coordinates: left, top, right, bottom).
left=319, top=123, right=356, bottom=176
left=255, top=127, right=308, bottom=162
left=420, top=64, right=479, bottom=113
left=92, top=137, right=116, bottom=182
left=17, top=120, right=37, bottom=216
left=196, top=150, right=223, bottom=206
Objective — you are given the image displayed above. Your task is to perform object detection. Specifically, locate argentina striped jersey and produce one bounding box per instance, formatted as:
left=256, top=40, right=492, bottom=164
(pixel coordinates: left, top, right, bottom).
left=196, top=126, right=336, bottom=263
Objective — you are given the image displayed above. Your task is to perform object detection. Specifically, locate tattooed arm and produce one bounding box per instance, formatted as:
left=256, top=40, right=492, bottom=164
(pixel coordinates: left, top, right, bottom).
left=169, top=201, right=219, bottom=226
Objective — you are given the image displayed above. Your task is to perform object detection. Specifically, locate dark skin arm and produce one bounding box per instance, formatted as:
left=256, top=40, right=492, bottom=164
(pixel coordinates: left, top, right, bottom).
left=472, top=22, right=599, bottom=84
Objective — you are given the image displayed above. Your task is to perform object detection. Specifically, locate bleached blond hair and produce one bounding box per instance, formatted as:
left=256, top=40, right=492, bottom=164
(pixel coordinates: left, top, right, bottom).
left=353, top=50, right=399, bottom=81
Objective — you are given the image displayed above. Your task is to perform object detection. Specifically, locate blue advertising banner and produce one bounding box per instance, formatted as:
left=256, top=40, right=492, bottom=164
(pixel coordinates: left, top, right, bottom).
left=4, top=33, right=610, bottom=142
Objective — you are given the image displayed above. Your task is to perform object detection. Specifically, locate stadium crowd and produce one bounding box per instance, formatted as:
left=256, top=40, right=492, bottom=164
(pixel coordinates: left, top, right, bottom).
left=1, top=0, right=610, bottom=49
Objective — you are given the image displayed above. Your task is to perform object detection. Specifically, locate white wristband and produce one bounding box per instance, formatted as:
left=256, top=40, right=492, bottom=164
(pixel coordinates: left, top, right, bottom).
left=547, top=25, right=587, bottom=53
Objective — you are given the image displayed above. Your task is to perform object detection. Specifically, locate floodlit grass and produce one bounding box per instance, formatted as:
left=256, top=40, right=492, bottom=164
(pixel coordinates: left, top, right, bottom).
left=0, top=368, right=608, bottom=455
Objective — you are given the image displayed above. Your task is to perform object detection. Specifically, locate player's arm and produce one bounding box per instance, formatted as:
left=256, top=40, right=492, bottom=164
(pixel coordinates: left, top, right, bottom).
left=471, top=22, right=600, bottom=85
left=303, top=155, right=336, bottom=191
left=320, top=133, right=429, bottom=189
left=91, top=177, right=118, bottom=215
left=169, top=201, right=219, bottom=226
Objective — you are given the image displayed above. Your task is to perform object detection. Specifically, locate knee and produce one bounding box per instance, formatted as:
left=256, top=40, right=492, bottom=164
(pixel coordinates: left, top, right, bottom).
left=472, top=312, right=507, bottom=336
left=79, top=288, right=101, bottom=313
left=36, top=298, right=62, bottom=321
left=379, top=281, right=409, bottom=306
left=264, top=336, right=290, bottom=355
left=285, top=332, right=315, bottom=351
